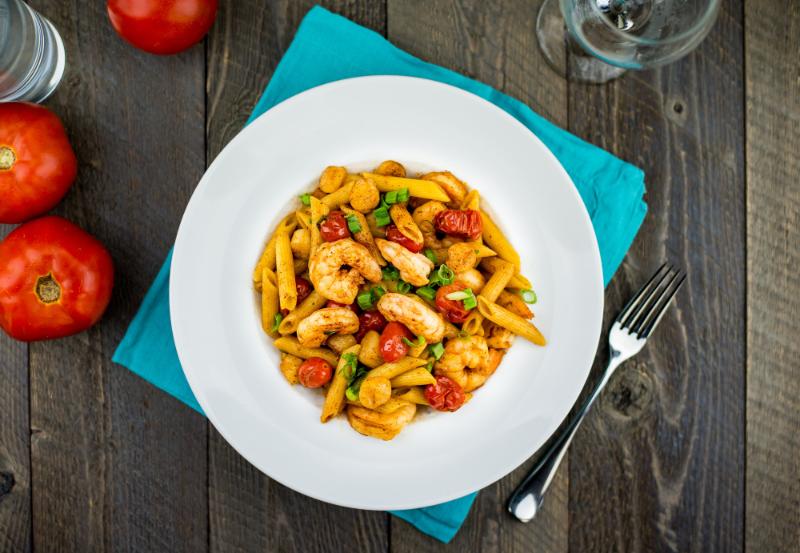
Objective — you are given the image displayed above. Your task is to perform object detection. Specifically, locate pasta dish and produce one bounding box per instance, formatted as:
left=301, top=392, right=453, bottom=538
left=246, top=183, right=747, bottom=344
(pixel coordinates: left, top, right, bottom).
left=253, top=161, right=545, bottom=440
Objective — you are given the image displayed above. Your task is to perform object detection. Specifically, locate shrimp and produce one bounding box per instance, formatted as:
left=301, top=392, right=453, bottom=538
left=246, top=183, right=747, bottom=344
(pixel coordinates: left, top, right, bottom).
left=420, top=171, right=468, bottom=205
left=358, top=377, right=392, bottom=409
left=446, top=242, right=478, bottom=273
left=412, top=200, right=460, bottom=259
left=374, top=160, right=406, bottom=177
left=455, top=268, right=485, bottom=293
left=347, top=400, right=416, bottom=440
left=349, top=176, right=380, bottom=212
left=309, top=239, right=382, bottom=304
left=375, top=238, right=433, bottom=286
left=377, top=292, right=446, bottom=343
left=290, top=228, right=310, bottom=259
left=485, top=322, right=514, bottom=349
left=296, top=307, right=359, bottom=347
left=434, top=335, right=502, bottom=391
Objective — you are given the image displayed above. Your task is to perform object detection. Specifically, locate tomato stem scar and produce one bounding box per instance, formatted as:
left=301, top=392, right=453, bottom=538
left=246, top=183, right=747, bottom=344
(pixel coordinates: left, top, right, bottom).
left=0, top=146, right=16, bottom=171
left=35, top=273, right=61, bottom=304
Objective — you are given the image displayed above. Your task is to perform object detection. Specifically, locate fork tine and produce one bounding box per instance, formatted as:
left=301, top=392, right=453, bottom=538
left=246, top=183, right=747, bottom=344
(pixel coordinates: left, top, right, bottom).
left=638, top=271, right=686, bottom=339
left=614, top=263, right=669, bottom=326
left=620, top=264, right=675, bottom=329
left=629, top=268, right=681, bottom=334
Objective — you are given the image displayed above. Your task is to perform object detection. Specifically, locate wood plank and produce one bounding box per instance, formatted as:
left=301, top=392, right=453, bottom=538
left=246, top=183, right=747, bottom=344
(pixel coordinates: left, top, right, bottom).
left=744, top=0, right=800, bottom=550
left=27, top=2, right=208, bottom=551
left=566, top=2, right=746, bottom=552
left=386, top=1, right=569, bottom=551
left=0, top=231, right=31, bottom=553
left=206, top=2, right=388, bottom=552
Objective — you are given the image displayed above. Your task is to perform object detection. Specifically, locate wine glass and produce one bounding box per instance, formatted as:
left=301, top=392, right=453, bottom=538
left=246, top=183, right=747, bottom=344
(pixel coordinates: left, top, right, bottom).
left=537, top=0, right=720, bottom=83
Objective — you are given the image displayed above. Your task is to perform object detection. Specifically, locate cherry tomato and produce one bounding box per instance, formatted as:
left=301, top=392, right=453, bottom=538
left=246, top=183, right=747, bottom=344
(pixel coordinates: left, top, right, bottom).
left=435, top=282, right=471, bottom=324
left=296, top=277, right=313, bottom=305
left=0, top=216, right=114, bottom=341
left=434, top=209, right=483, bottom=241
left=355, top=309, right=387, bottom=342
left=425, top=375, right=466, bottom=411
left=379, top=321, right=414, bottom=362
left=107, top=0, right=218, bottom=55
left=385, top=225, right=423, bottom=253
left=319, top=211, right=351, bottom=242
left=0, top=103, right=78, bottom=224
left=297, top=357, right=333, bottom=388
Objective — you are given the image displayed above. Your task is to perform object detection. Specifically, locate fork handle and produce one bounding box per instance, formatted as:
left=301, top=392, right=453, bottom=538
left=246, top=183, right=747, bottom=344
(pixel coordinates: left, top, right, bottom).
left=507, top=353, right=624, bottom=522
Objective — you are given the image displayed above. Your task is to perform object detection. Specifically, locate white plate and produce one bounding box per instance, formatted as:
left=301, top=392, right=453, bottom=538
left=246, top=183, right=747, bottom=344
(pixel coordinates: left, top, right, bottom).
left=170, top=76, right=603, bottom=510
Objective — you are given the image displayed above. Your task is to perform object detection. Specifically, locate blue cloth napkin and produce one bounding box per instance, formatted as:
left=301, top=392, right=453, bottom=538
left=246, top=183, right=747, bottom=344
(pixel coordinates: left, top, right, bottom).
left=113, top=5, right=646, bottom=543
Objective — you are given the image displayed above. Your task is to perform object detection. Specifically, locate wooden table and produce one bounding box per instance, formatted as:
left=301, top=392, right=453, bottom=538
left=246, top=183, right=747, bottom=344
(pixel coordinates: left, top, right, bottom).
left=1, top=1, right=797, bottom=551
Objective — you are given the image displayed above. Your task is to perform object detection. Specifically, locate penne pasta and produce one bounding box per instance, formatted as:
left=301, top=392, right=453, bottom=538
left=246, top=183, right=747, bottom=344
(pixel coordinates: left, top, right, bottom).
left=321, top=344, right=360, bottom=422
left=366, top=357, right=427, bottom=380
left=497, top=289, right=534, bottom=319
left=253, top=214, right=296, bottom=290
left=362, top=173, right=450, bottom=202
left=358, top=330, right=383, bottom=368
left=462, top=258, right=515, bottom=335
left=394, top=386, right=429, bottom=405
left=480, top=257, right=532, bottom=289
left=320, top=181, right=354, bottom=209
left=274, top=336, right=339, bottom=366
left=390, top=367, right=436, bottom=388
left=477, top=296, right=546, bottom=346
left=460, top=189, right=480, bottom=210
left=278, top=290, right=326, bottom=334
left=389, top=204, right=424, bottom=244
left=295, top=208, right=311, bottom=230
left=309, top=196, right=328, bottom=256
left=275, top=228, right=297, bottom=311
left=408, top=337, right=428, bottom=358
left=279, top=353, right=302, bottom=385
left=260, top=267, right=280, bottom=337
left=463, top=241, right=497, bottom=259
left=480, top=209, right=520, bottom=270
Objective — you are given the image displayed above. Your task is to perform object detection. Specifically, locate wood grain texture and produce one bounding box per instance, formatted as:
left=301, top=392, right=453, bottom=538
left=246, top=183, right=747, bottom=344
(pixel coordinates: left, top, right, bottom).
left=387, top=1, right=569, bottom=551
left=744, top=1, right=800, bottom=550
left=206, top=2, right=388, bottom=552
left=26, top=2, right=208, bottom=551
left=566, top=2, right=746, bottom=552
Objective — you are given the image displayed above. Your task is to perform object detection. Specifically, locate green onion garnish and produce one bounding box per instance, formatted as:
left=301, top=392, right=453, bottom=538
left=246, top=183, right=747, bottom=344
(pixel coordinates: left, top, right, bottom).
left=345, top=213, right=362, bottom=234
left=345, top=385, right=359, bottom=402
left=463, top=294, right=478, bottom=310
left=396, top=188, right=410, bottom=202
left=445, top=290, right=470, bottom=301
left=340, top=352, right=359, bottom=380
left=520, top=289, right=537, bottom=304
left=424, top=248, right=437, bottom=264
left=425, top=360, right=434, bottom=372
left=416, top=286, right=436, bottom=301
left=373, top=205, right=391, bottom=227
left=384, top=190, right=399, bottom=204
left=271, top=313, right=283, bottom=333
left=429, top=342, right=445, bottom=360
left=299, top=193, right=311, bottom=206
left=396, top=281, right=412, bottom=294
left=357, top=292, right=374, bottom=310
left=445, top=288, right=477, bottom=309
left=402, top=335, right=425, bottom=348
left=371, top=286, right=386, bottom=300
left=429, top=264, right=455, bottom=286
left=382, top=265, right=400, bottom=281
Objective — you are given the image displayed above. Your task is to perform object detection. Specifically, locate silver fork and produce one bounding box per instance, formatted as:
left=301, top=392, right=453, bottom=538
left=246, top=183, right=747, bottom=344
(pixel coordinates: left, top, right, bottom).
left=507, top=263, right=686, bottom=522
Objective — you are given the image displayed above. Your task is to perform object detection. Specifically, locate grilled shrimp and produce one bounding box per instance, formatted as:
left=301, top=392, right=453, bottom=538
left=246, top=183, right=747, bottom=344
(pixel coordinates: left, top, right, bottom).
left=375, top=238, right=433, bottom=286
left=446, top=242, right=478, bottom=273
left=309, top=239, right=382, bottom=304
left=349, top=176, right=380, bottom=212
left=485, top=322, right=514, bottom=349
left=377, top=292, right=446, bottom=343
left=455, top=268, right=485, bottom=293
left=290, top=228, right=310, bottom=259
left=374, top=160, right=406, bottom=177
left=296, top=307, right=359, bottom=347
left=435, top=335, right=502, bottom=391
left=347, top=400, right=416, bottom=440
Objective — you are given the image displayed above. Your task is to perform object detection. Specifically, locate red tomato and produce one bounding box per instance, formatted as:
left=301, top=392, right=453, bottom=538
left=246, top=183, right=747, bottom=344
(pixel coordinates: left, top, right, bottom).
left=435, top=282, right=471, bottom=324
left=296, top=277, right=312, bottom=305
left=385, top=225, right=423, bottom=253
left=354, top=309, right=387, bottom=342
left=425, top=375, right=466, bottom=411
left=0, top=216, right=114, bottom=341
left=319, top=211, right=351, bottom=242
left=433, top=209, right=483, bottom=241
left=0, top=103, right=77, bottom=224
left=107, top=0, right=218, bottom=55
left=297, top=357, right=333, bottom=388
left=379, top=321, right=414, bottom=362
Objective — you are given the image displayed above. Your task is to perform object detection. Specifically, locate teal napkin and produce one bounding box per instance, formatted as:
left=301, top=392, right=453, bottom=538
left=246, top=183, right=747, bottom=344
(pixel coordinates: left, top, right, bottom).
left=113, top=5, right=646, bottom=544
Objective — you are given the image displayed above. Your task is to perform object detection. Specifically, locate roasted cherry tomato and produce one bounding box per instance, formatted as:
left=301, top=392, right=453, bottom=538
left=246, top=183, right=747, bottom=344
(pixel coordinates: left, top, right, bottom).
left=0, top=103, right=78, bottom=224
left=296, top=277, right=313, bottom=305
left=297, top=357, right=333, bottom=388
left=379, top=321, right=414, bottom=362
left=425, top=375, right=466, bottom=411
left=355, top=308, right=387, bottom=342
left=434, top=209, right=482, bottom=241
left=107, top=0, right=219, bottom=55
left=385, top=224, right=423, bottom=253
left=0, top=216, right=114, bottom=341
left=435, top=282, right=471, bottom=324
left=319, top=211, right=351, bottom=242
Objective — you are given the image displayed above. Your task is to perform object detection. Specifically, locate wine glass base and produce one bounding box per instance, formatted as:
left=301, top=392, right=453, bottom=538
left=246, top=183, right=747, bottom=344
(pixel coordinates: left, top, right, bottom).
left=536, top=0, right=626, bottom=84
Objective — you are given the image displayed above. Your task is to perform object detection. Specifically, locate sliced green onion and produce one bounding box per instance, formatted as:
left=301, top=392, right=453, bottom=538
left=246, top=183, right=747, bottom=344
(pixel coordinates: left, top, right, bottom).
left=396, top=188, right=410, bottom=202
left=270, top=313, right=283, bottom=333
left=425, top=360, right=434, bottom=372
left=299, top=193, right=311, bottom=206
left=345, top=214, right=362, bottom=234
left=340, top=352, right=359, bottom=380
left=382, top=265, right=400, bottom=281
left=416, top=286, right=436, bottom=301
left=396, top=280, right=412, bottom=294
left=429, top=342, right=445, bottom=360
left=373, top=205, right=391, bottom=227
left=357, top=292, right=374, bottom=311
left=463, top=295, right=478, bottom=310
left=371, top=286, right=386, bottom=300
left=402, top=335, right=425, bottom=348
left=424, top=248, right=437, bottom=264
left=430, top=264, right=455, bottom=286
left=445, top=290, right=471, bottom=301
left=520, top=289, right=538, bottom=304
left=345, top=386, right=359, bottom=402
left=384, top=190, right=399, bottom=204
